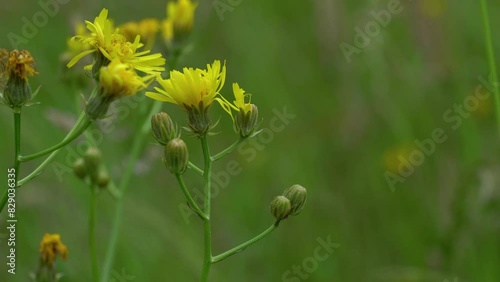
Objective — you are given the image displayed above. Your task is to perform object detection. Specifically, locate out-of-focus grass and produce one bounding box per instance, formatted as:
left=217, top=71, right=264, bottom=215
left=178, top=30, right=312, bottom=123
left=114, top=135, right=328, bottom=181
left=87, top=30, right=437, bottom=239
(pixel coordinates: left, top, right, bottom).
left=1, top=0, right=500, bottom=281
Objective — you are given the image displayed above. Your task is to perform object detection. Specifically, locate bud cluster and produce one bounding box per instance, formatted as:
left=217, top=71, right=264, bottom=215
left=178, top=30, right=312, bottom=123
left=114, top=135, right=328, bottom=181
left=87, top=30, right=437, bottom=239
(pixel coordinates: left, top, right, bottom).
left=73, top=147, right=110, bottom=188
left=270, top=184, right=307, bottom=221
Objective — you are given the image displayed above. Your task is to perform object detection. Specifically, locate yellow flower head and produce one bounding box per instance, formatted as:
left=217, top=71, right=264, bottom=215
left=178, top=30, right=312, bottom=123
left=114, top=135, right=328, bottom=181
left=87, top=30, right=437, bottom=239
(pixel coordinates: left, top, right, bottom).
left=161, top=19, right=174, bottom=42
left=231, top=83, right=252, bottom=113
left=146, top=60, right=226, bottom=109
left=39, top=234, right=68, bottom=267
left=0, top=49, right=37, bottom=81
left=120, top=18, right=160, bottom=50
left=99, top=59, right=152, bottom=98
left=167, top=0, right=198, bottom=38
left=67, top=9, right=165, bottom=76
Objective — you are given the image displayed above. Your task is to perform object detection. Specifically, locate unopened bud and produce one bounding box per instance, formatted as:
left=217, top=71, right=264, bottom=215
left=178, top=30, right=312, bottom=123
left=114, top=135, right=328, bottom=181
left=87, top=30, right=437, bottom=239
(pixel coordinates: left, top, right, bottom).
left=83, top=147, right=101, bottom=182
left=163, top=138, right=189, bottom=174
left=283, top=184, right=307, bottom=216
left=73, top=158, right=87, bottom=179
left=235, top=104, right=259, bottom=138
left=270, top=196, right=291, bottom=220
left=151, top=112, right=177, bottom=145
left=96, top=171, right=110, bottom=188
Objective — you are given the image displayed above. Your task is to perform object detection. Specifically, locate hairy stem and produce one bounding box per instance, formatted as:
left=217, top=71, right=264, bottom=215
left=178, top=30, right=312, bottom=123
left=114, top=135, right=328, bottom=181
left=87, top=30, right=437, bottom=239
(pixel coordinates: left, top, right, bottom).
left=211, top=138, right=243, bottom=161
left=16, top=111, right=90, bottom=187
left=212, top=222, right=279, bottom=263
left=89, top=186, right=99, bottom=282
left=176, top=174, right=208, bottom=221
left=0, top=108, right=22, bottom=215
left=200, top=136, right=213, bottom=282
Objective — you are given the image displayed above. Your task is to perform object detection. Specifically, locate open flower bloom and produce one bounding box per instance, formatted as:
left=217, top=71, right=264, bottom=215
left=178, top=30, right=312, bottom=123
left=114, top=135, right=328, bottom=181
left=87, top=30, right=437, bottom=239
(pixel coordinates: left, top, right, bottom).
left=67, top=9, right=165, bottom=76
left=146, top=60, right=226, bottom=109
left=99, top=58, right=153, bottom=98
left=39, top=234, right=68, bottom=267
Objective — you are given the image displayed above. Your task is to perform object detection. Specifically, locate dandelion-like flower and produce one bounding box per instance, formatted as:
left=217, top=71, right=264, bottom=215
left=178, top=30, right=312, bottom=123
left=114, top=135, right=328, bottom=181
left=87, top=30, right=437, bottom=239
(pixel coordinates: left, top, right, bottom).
left=39, top=234, right=68, bottom=267
left=146, top=60, right=226, bottom=108
left=1, top=49, right=38, bottom=107
left=86, top=58, right=153, bottom=119
left=67, top=9, right=165, bottom=76
left=99, top=58, right=152, bottom=98
left=146, top=60, right=226, bottom=135
left=1, top=49, right=37, bottom=80
left=218, top=83, right=259, bottom=138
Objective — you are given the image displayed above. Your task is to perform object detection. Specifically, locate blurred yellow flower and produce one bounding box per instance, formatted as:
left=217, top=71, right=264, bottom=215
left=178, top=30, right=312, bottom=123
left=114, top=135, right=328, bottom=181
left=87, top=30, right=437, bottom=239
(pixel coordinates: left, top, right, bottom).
left=0, top=49, right=37, bottom=81
left=99, top=59, right=153, bottom=98
left=67, top=9, right=165, bottom=76
left=120, top=18, right=160, bottom=50
left=167, top=0, right=198, bottom=40
left=420, top=0, right=447, bottom=18
left=39, top=234, right=68, bottom=267
left=161, top=18, right=174, bottom=42
left=146, top=60, right=226, bottom=109
left=383, top=143, right=415, bottom=174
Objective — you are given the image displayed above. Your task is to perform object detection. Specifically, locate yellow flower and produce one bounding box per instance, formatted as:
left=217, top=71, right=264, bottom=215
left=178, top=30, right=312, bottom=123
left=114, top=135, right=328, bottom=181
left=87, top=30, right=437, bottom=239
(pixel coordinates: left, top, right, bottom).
left=120, top=18, right=160, bottom=50
left=39, top=234, right=68, bottom=267
left=67, top=9, right=165, bottom=76
left=232, top=83, right=252, bottom=113
left=161, top=19, right=174, bottom=42
left=0, top=49, right=37, bottom=81
left=167, top=0, right=198, bottom=39
left=383, top=143, right=415, bottom=174
left=420, top=0, right=446, bottom=18
left=1, top=49, right=38, bottom=108
left=99, top=59, right=152, bottom=98
left=146, top=60, right=226, bottom=109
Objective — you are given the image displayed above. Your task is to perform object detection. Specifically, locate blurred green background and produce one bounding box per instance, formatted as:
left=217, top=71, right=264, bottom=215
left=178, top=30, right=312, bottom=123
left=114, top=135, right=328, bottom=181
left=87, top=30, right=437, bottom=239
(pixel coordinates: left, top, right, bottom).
left=1, top=0, right=500, bottom=281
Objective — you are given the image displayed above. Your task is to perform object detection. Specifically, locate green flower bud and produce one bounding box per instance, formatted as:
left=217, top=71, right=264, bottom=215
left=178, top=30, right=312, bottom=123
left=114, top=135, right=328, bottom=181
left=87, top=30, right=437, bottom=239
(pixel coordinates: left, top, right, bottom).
left=83, top=147, right=101, bottom=182
left=235, top=104, right=259, bottom=138
left=85, top=89, right=114, bottom=120
left=73, top=158, right=87, bottom=179
left=283, top=184, right=307, bottom=216
left=186, top=102, right=211, bottom=137
left=163, top=138, right=189, bottom=174
left=270, top=196, right=291, bottom=220
left=151, top=112, right=178, bottom=145
left=96, top=171, right=110, bottom=188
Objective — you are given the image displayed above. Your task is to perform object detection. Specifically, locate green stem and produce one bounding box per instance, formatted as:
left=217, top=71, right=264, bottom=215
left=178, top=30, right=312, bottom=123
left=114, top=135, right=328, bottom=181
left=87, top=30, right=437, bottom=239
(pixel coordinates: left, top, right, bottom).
left=211, top=138, right=243, bottom=161
left=212, top=221, right=279, bottom=263
left=0, top=108, right=22, bottom=215
left=89, top=186, right=99, bottom=282
left=200, top=136, right=213, bottom=282
left=20, top=117, right=92, bottom=162
left=175, top=174, right=208, bottom=221
left=100, top=100, right=163, bottom=282
left=188, top=161, right=204, bottom=175
left=480, top=0, right=500, bottom=138
left=17, top=111, right=90, bottom=187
